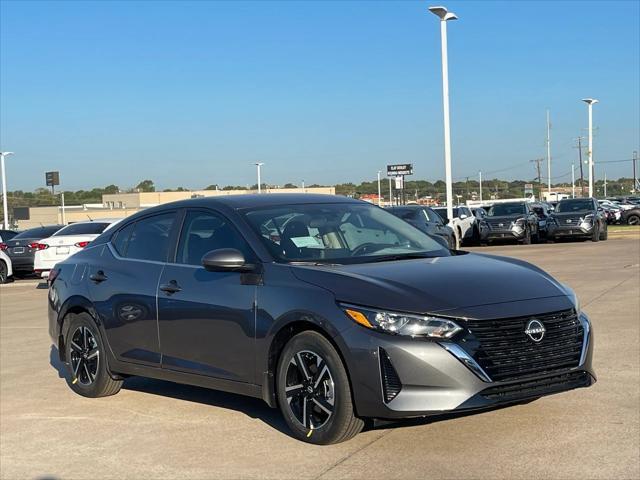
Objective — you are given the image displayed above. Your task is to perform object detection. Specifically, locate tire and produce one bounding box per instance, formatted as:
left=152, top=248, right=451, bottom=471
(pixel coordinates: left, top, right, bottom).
left=532, top=229, right=540, bottom=244
left=520, top=228, right=531, bottom=245
left=591, top=225, right=600, bottom=242
left=64, top=313, right=123, bottom=398
left=600, top=223, right=608, bottom=240
left=626, top=214, right=640, bottom=225
left=0, top=261, right=7, bottom=284
left=276, top=331, right=364, bottom=445
left=547, top=236, right=555, bottom=244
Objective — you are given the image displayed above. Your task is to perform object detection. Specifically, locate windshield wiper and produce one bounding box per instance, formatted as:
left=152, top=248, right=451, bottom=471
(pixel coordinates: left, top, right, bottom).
left=366, top=253, right=438, bottom=263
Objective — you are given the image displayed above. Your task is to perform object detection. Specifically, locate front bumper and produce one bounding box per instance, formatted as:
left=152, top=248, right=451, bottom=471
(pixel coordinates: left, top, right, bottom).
left=547, top=223, right=594, bottom=237
left=340, top=312, right=595, bottom=420
left=481, top=228, right=526, bottom=242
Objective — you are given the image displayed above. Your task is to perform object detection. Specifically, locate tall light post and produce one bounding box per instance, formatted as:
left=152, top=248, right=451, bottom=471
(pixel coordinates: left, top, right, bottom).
left=377, top=171, right=382, bottom=206
left=429, top=5, right=457, bottom=223
left=478, top=170, right=483, bottom=203
left=254, top=162, right=264, bottom=193
left=546, top=110, right=552, bottom=195
left=582, top=98, right=598, bottom=197
left=0, top=152, right=14, bottom=229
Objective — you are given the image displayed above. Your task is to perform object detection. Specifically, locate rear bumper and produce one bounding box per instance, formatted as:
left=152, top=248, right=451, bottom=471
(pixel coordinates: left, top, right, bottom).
left=7, top=255, right=35, bottom=271
left=340, top=312, right=595, bottom=420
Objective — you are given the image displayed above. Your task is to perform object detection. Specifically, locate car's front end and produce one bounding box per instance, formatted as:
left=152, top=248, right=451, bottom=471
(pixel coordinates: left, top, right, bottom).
left=547, top=212, right=597, bottom=239
left=480, top=215, right=529, bottom=242
left=336, top=300, right=594, bottom=419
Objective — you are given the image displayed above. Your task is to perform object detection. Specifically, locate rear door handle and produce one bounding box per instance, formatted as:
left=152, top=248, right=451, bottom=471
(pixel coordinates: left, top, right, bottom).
left=159, top=281, right=181, bottom=294
left=89, top=271, right=107, bottom=283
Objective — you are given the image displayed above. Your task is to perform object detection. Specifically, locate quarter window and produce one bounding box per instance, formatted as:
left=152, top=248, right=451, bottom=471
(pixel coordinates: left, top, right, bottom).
left=112, top=222, right=134, bottom=256
left=176, top=210, right=251, bottom=266
left=125, top=213, right=176, bottom=262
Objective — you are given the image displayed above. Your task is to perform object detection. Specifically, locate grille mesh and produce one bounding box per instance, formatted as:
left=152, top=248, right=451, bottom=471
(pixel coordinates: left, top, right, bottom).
left=379, top=348, right=402, bottom=403
left=464, top=309, right=584, bottom=382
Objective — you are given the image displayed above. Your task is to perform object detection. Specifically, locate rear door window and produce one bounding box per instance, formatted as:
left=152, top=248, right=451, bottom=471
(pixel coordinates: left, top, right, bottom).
left=125, top=213, right=176, bottom=262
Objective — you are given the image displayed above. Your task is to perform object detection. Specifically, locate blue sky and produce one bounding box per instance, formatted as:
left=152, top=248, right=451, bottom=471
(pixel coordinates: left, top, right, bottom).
left=1, top=0, right=638, bottom=191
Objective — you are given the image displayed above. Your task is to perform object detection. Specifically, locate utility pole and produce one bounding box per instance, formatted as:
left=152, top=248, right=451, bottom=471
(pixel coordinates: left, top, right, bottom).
left=633, top=151, right=638, bottom=193
left=574, top=137, right=585, bottom=197
left=546, top=110, right=552, bottom=195
left=530, top=158, right=543, bottom=201
left=377, top=171, right=382, bottom=206
left=604, top=172, right=607, bottom=198
left=465, top=176, right=470, bottom=200
left=388, top=177, right=393, bottom=207
left=571, top=162, right=576, bottom=198
left=478, top=171, right=483, bottom=203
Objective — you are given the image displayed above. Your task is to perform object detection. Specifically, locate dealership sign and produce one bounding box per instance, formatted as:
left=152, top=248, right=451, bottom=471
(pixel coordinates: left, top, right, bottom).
left=387, top=163, right=413, bottom=176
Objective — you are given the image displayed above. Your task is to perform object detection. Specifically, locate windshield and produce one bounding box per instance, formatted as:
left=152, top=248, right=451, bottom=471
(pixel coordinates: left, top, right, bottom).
left=556, top=199, right=594, bottom=213
left=53, top=222, right=111, bottom=236
left=13, top=225, right=63, bottom=239
left=487, top=203, right=527, bottom=216
left=244, top=203, right=449, bottom=264
left=433, top=208, right=459, bottom=221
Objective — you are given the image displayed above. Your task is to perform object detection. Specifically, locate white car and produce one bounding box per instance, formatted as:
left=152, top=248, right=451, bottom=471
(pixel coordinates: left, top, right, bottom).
left=34, top=219, right=122, bottom=277
left=0, top=249, right=13, bottom=284
left=431, top=206, right=477, bottom=245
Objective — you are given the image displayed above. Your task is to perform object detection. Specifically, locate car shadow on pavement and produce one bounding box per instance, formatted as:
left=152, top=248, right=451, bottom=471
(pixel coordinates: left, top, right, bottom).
left=49, top=346, right=67, bottom=379
left=121, top=376, right=291, bottom=435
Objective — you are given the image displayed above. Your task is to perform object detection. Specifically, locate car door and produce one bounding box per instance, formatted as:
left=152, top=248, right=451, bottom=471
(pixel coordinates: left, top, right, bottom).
left=157, top=208, right=257, bottom=384
left=87, top=211, right=178, bottom=367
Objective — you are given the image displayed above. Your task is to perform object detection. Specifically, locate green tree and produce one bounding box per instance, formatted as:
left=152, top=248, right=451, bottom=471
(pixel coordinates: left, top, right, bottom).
left=135, top=180, right=155, bottom=192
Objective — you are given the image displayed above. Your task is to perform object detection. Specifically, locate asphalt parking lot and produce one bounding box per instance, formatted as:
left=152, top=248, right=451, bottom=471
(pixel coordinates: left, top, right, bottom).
left=1, top=235, right=639, bottom=480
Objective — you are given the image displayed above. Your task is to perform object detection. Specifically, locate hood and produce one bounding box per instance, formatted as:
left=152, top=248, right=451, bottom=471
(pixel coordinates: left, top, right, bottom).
left=291, top=253, right=572, bottom=319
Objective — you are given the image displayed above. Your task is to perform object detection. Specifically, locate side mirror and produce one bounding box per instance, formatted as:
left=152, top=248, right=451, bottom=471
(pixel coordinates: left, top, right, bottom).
left=459, top=214, right=468, bottom=220
left=202, top=248, right=254, bottom=272
left=445, top=218, right=451, bottom=225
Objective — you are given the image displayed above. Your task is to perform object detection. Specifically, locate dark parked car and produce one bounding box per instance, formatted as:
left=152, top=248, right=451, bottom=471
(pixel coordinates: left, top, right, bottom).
left=530, top=203, right=552, bottom=237
left=387, top=205, right=457, bottom=249
left=0, top=229, right=18, bottom=242
left=547, top=198, right=607, bottom=242
left=480, top=202, right=540, bottom=244
left=48, top=195, right=594, bottom=444
left=3, top=225, right=64, bottom=275
left=621, top=207, right=640, bottom=225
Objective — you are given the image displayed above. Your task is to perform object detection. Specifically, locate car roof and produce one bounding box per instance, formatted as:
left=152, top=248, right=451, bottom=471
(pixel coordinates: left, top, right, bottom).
left=141, top=194, right=360, bottom=212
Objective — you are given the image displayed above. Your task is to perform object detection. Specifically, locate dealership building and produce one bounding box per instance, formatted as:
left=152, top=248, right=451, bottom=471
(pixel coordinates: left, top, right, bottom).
left=14, top=187, right=336, bottom=229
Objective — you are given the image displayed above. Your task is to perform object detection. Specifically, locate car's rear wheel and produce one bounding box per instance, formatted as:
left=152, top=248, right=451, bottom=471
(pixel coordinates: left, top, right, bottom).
left=276, top=331, right=363, bottom=445
left=0, top=261, right=8, bottom=284
left=64, top=313, right=123, bottom=398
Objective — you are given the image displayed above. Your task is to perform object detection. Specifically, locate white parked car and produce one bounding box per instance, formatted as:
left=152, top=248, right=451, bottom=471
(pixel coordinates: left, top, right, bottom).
left=431, top=206, right=477, bottom=245
left=34, top=219, right=122, bottom=277
left=0, top=249, right=13, bottom=284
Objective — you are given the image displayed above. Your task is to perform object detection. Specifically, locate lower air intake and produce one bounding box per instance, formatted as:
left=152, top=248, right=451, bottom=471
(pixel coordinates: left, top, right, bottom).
left=379, top=348, right=402, bottom=403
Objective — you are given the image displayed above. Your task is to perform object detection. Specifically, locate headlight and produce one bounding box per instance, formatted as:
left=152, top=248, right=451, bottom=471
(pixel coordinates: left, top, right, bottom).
left=341, top=304, right=462, bottom=338
left=582, top=214, right=594, bottom=223
left=512, top=218, right=526, bottom=230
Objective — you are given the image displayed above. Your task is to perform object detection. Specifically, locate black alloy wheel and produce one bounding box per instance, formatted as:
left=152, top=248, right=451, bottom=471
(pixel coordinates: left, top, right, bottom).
left=69, top=326, right=100, bottom=386
left=276, top=331, right=363, bottom=444
left=0, top=261, right=7, bottom=284
left=284, top=350, right=335, bottom=430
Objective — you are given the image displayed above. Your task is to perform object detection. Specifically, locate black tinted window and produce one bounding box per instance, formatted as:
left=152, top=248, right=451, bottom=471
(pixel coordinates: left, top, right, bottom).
left=53, top=222, right=111, bottom=236
left=177, top=210, right=251, bottom=265
left=126, top=213, right=176, bottom=262
left=13, top=225, right=63, bottom=239
left=112, top=223, right=135, bottom=256
left=556, top=199, right=595, bottom=212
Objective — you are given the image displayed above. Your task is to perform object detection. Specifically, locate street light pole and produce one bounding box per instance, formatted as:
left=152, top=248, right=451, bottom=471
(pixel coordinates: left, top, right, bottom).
left=582, top=98, right=598, bottom=197
left=0, top=152, right=14, bottom=229
left=388, top=177, right=393, bottom=206
left=546, top=110, right=552, bottom=195
left=571, top=162, right=576, bottom=198
left=254, top=162, right=264, bottom=193
left=478, top=171, right=483, bottom=203
left=429, top=5, right=457, bottom=223
left=377, top=171, right=382, bottom=206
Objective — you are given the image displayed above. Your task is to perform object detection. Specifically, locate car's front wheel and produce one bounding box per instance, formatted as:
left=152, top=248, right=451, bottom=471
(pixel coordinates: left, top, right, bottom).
left=64, top=313, right=123, bottom=398
left=276, top=331, right=364, bottom=445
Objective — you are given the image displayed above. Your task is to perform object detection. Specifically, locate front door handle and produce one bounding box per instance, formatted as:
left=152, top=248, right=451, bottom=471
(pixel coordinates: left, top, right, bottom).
left=159, top=280, right=182, bottom=294
left=89, top=271, right=108, bottom=283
